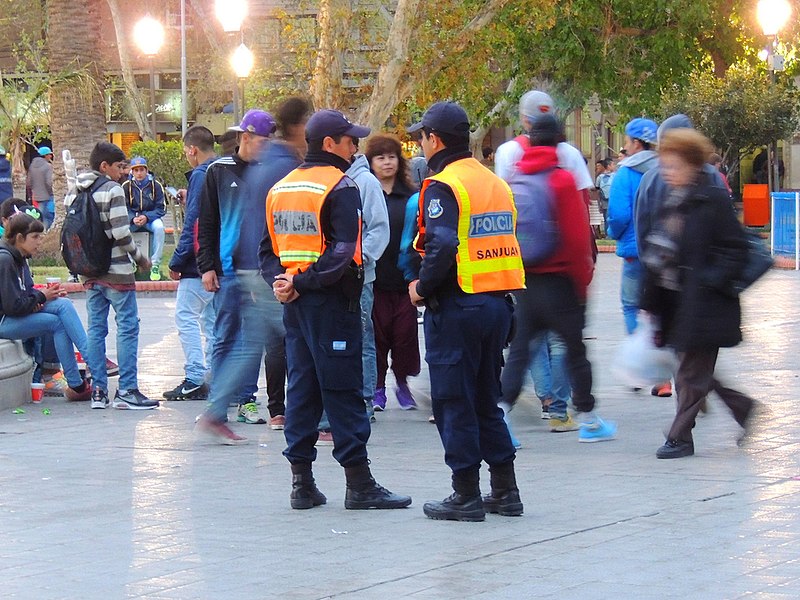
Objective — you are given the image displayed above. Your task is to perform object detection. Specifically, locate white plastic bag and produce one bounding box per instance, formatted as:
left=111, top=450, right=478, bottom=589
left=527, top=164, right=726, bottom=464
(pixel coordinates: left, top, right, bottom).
left=612, top=314, right=678, bottom=387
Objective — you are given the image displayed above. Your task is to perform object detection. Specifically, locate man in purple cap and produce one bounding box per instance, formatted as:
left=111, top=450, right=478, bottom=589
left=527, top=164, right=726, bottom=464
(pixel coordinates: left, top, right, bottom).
left=259, top=109, right=412, bottom=511
left=195, top=109, right=276, bottom=443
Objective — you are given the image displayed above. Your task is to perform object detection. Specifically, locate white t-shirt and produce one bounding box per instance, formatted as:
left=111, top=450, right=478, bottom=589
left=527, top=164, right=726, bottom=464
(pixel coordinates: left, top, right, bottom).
left=494, top=138, right=594, bottom=190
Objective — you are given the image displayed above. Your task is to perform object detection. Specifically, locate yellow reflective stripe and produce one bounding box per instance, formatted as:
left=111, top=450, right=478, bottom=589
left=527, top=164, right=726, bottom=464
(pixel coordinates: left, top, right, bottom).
left=462, top=257, right=522, bottom=275
left=279, top=250, right=321, bottom=261
left=272, top=182, right=328, bottom=195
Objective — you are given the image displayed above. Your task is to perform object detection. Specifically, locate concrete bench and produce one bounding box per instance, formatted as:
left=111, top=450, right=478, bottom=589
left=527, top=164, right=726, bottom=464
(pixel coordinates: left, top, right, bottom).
left=0, top=339, right=34, bottom=410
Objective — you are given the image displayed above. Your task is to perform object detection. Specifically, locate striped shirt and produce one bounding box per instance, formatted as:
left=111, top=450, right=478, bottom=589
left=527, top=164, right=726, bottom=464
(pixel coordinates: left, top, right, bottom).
left=65, top=171, right=145, bottom=287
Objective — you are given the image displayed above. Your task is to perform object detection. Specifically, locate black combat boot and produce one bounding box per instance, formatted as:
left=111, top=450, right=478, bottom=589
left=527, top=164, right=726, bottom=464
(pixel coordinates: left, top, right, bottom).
left=423, top=470, right=485, bottom=522
left=290, top=463, right=327, bottom=510
left=482, top=461, right=523, bottom=516
left=343, top=462, right=412, bottom=509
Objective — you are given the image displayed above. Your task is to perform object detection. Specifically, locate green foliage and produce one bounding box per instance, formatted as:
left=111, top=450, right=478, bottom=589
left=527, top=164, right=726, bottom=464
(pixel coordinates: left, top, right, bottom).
left=660, top=62, right=800, bottom=180
left=128, top=140, right=187, bottom=189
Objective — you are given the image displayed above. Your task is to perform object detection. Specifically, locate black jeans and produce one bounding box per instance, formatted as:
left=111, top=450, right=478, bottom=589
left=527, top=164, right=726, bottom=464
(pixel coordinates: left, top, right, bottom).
left=500, top=273, right=595, bottom=413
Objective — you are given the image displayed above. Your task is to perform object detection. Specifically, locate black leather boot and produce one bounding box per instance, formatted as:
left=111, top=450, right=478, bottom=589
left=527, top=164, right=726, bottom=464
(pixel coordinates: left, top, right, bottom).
left=344, top=463, right=412, bottom=509
left=290, top=463, right=327, bottom=509
left=423, top=471, right=485, bottom=522
left=482, top=461, right=523, bottom=516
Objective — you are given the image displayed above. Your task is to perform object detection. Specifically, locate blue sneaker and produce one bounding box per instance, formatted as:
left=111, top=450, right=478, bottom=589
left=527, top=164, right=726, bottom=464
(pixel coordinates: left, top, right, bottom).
left=503, top=412, right=522, bottom=449
left=578, top=417, right=617, bottom=443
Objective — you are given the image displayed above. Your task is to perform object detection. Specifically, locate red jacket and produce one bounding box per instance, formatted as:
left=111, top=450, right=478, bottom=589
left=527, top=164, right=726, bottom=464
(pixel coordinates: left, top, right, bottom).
left=516, top=145, right=594, bottom=300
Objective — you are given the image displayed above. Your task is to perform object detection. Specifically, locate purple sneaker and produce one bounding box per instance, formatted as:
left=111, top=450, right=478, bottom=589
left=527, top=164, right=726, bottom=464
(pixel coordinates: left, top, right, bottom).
left=396, top=382, right=417, bottom=410
left=373, top=387, right=387, bottom=411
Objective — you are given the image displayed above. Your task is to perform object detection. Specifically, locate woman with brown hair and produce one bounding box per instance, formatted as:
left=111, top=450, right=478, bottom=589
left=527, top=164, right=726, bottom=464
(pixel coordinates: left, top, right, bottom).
left=640, top=128, right=757, bottom=459
left=365, top=134, right=421, bottom=411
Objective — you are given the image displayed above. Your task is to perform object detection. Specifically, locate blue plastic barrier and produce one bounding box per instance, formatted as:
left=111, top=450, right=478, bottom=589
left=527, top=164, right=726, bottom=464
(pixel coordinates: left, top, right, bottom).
left=771, top=192, right=799, bottom=268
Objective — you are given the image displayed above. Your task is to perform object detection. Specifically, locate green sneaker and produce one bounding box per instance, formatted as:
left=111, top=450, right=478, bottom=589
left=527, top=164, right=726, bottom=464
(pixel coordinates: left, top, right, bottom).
left=150, top=266, right=162, bottom=281
left=237, top=402, right=266, bottom=424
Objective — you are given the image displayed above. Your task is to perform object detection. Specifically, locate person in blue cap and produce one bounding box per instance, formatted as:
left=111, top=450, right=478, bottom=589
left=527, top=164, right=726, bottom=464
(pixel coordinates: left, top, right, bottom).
left=606, top=117, right=659, bottom=337
left=259, top=109, right=412, bottom=512
left=27, top=146, right=54, bottom=230
left=122, top=156, right=167, bottom=281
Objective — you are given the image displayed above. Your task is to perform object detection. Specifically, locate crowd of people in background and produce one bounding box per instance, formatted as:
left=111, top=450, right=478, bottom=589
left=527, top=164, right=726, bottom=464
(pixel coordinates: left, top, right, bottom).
left=0, top=89, right=760, bottom=520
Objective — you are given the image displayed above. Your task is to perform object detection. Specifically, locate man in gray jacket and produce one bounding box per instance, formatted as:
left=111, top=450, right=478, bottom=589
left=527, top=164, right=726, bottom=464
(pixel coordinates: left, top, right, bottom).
left=27, top=146, right=54, bottom=230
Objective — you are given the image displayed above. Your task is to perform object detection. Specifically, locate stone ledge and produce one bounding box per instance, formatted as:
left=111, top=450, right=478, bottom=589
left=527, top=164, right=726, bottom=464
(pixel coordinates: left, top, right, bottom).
left=0, top=339, right=33, bottom=410
left=59, top=281, right=179, bottom=295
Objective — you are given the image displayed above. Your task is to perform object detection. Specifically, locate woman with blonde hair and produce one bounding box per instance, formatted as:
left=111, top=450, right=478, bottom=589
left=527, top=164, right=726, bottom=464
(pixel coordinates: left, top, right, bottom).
left=640, top=128, right=757, bottom=459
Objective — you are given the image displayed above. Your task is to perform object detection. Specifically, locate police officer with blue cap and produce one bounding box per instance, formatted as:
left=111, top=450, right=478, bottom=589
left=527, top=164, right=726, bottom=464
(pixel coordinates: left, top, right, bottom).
left=407, top=102, right=526, bottom=521
left=260, top=109, right=412, bottom=512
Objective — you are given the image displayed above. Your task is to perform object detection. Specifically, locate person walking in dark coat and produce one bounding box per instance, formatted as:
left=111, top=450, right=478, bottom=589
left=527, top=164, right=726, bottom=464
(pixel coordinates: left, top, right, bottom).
left=639, top=128, right=758, bottom=459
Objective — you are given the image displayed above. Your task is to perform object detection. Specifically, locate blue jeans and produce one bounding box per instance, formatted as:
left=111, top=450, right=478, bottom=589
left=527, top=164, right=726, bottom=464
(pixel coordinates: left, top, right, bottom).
left=86, top=286, right=139, bottom=391
left=38, top=198, right=55, bottom=230
left=621, top=258, right=643, bottom=334
left=205, top=272, right=278, bottom=422
left=175, top=277, right=216, bottom=385
left=0, top=299, right=88, bottom=387
left=132, top=219, right=165, bottom=266
left=529, top=331, right=570, bottom=418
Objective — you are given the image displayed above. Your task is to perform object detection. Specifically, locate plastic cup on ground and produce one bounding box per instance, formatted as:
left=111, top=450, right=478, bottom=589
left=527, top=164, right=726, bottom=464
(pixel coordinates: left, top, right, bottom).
left=31, top=383, right=45, bottom=403
left=46, top=277, right=61, bottom=289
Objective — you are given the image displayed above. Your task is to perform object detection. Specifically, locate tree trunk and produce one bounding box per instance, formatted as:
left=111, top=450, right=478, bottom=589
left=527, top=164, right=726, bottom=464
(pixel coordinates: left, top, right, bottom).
left=357, top=0, right=421, bottom=131
left=469, top=76, right=517, bottom=157
left=47, top=0, right=108, bottom=219
left=359, top=0, right=512, bottom=132
left=106, top=0, right=151, bottom=140
left=310, top=0, right=353, bottom=111
left=188, top=0, right=222, bottom=54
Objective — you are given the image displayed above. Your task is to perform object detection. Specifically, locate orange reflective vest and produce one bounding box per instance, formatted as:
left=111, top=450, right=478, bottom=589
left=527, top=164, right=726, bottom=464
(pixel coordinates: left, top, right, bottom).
left=266, top=165, right=362, bottom=274
left=416, top=157, right=524, bottom=294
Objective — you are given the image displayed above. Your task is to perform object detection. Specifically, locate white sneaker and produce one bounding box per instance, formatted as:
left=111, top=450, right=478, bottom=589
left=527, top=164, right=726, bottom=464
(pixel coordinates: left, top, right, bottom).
left=237, top=402, right=266, bottom=424
left=91, top=389, right=109, bottom=410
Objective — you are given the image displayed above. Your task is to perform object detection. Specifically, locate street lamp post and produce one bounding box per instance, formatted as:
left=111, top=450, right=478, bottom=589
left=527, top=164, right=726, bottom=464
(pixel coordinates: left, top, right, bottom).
left=757, top=0, right=792, bottom=192
left=133, top=15, right=165, bottom=141
left=231, top=43, right=255, bottom=117
left=215, top=0, right=248, bottom=122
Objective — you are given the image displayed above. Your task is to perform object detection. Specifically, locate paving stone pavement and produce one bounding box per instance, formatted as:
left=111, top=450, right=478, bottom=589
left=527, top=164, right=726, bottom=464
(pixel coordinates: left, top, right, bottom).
left=1, top=255, right=799, bottom=600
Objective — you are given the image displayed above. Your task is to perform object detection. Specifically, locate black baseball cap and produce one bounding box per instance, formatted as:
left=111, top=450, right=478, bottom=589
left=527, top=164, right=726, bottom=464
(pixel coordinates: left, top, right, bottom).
left=305, top=109, right=371, bottom=142
left=407, top=101, right=471, bottom=136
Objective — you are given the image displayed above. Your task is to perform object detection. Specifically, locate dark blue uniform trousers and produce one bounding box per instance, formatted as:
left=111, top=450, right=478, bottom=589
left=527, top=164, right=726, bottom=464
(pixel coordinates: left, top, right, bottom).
left=424, top=292, right=516, bottom=475
left=282, top=288, right=370, bottom=468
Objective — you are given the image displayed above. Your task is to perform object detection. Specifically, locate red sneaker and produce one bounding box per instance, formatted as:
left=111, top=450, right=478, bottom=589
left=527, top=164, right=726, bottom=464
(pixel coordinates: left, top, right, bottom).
left=268, top=415, right=286, bottom=430
left=65, top=379, right=93, bottom=402
left=651, top=381, right=673, bottom=398
left=196, top=416, right=248, bottom=445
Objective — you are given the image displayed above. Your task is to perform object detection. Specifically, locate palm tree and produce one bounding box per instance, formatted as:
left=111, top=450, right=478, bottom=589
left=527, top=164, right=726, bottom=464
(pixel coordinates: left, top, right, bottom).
left=46, top=0, right=108, bottom=207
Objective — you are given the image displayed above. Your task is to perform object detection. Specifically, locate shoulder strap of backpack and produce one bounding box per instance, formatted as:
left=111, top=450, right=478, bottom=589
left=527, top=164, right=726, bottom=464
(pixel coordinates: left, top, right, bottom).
left=514, top=134, right=530, bottom=149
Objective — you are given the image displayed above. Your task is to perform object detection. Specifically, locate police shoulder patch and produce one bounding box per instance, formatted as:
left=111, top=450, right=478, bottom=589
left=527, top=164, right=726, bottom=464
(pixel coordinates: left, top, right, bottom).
left=428, top=198, right=443, bottom=219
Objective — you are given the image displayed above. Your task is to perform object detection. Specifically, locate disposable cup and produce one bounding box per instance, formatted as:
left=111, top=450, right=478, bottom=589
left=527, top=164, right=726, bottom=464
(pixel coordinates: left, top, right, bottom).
left=46, top=277, right=61, bottom=288
left=31, top=383, right=45, bottom=403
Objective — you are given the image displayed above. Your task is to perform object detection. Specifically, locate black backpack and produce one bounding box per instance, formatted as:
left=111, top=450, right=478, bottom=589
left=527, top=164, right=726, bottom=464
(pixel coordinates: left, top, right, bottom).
left=61, top=176, right=113, bottom=277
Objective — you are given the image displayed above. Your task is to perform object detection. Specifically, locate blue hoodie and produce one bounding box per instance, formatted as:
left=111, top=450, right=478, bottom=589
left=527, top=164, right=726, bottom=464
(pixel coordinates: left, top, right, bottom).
left=123, top=173, right=166, bottom=224
left=169, top=156, right=216, bottom=278
left=0, top=155, right=12, bottom=202
left=606, top=150, right=658, bottom=258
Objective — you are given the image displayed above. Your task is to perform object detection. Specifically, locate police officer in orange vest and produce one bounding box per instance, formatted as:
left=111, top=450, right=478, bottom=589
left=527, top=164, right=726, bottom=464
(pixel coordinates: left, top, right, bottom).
left=407, top=102, right=526, bottom=522
left=259, top=109, right=412, bottom=512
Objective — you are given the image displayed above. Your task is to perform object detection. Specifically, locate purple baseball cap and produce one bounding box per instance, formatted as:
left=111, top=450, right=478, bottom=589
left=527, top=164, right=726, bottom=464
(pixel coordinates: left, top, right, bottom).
left=305, top=109, right=371, bottom=142
left=229, top=109, right=277, bottom=137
